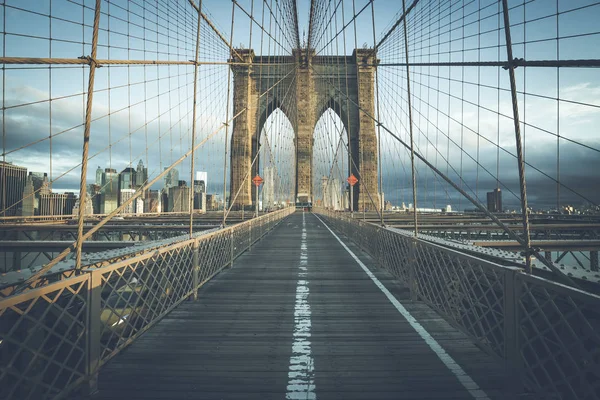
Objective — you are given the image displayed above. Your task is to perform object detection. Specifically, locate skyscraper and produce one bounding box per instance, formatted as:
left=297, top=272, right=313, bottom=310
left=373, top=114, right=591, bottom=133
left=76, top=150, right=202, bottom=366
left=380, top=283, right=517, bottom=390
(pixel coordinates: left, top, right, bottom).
left=101, top=168, right=118, bottom=214
left=0, top=161, right=27, bottom=216
left=164, top=168, right=179, bottom=190
left=195, top=171, right=207, bottom=190
left=39, top=193, right=67, bottom=216
left=21, top=173, right=36, bottom=216
left=119, top=167, right=136, bottom=192
left=168, top=180, right=190, bottom=212
left=95, top=166, right=103, bottom=185
left=263, top=166, right=276, bottom=210
left=486, top=188, right=502, bottom=213
left=119, top=189, right=136, bottom=214
left=135, top=160, right=148, bottom=188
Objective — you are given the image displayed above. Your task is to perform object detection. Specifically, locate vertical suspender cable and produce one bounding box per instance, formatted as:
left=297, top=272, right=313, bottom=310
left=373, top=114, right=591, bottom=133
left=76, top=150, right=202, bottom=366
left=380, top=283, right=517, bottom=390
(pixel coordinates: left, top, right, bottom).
left=371, top=1, right=384, bottom=226
left=401, top=0, right=418, bottom=237
left=75, top=0, right=102, bottom=268
left=189, top=0, right=203, bottom=238
left=222, top=2, right=236, bottom=226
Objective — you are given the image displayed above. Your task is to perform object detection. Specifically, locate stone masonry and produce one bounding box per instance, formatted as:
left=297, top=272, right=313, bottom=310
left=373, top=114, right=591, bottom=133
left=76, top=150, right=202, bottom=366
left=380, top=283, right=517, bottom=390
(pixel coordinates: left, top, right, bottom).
left=229, top=48, right=379, bottom=211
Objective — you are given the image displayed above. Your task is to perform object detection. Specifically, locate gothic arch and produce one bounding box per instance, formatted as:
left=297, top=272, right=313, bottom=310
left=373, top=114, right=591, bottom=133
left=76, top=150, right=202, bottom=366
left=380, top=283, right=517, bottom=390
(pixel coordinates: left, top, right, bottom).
left=229, top=48, right=379, bottom=211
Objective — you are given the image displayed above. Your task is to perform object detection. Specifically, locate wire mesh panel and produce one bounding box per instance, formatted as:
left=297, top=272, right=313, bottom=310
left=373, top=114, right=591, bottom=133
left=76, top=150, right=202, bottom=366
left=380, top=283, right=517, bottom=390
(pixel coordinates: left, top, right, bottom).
left=0, top=207, right=293, bottom=400
left=378, top=228, right=412, bottom=284
left=317, top=209, right=600, bottom=399
left=0, top=275, right=89, bottom=400
left=413, top=240, right=511, bottom=358
left=197, top=230, right=231, bottom=285
left=517, top=274, right=600, bottom=399
left=96, top=241, right=195, bottom=365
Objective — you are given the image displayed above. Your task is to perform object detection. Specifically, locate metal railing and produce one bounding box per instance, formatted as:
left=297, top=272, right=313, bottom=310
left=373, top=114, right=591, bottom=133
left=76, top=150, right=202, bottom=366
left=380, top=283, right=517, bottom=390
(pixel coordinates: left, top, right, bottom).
left=0, top=207, right=294, bottom=400
left=315, top=208, right=600, bottom=400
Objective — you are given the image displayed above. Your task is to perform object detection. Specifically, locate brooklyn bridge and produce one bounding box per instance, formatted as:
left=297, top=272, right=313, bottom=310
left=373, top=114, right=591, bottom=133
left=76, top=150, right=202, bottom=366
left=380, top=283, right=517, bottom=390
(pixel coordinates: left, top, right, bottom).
left=1, top=1, right=599, bottom=399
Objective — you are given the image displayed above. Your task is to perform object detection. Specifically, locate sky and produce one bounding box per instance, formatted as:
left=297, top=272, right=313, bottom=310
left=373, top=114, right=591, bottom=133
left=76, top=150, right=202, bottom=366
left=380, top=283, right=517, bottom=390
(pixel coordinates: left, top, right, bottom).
left=1, top=0, right=599, bottom=211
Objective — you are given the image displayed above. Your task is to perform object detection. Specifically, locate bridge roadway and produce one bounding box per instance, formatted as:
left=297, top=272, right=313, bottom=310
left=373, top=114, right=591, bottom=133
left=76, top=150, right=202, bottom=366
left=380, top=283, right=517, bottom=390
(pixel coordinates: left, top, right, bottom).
left=85, top=212, right=509, bottom=399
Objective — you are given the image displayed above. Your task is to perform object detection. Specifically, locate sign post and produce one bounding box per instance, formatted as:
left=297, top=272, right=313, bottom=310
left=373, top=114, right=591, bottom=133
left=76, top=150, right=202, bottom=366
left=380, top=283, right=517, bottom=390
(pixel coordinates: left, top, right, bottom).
left=252, top=175, right=263, bottom=217
left=347, top=174, right=358, bottom=215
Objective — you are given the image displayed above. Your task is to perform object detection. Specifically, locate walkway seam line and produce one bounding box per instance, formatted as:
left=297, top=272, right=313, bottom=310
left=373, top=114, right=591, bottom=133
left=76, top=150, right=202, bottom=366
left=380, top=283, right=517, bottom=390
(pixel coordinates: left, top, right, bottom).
left=286, top=211, right=316, bottom=399
left=314, top=213, right=491, bottom=400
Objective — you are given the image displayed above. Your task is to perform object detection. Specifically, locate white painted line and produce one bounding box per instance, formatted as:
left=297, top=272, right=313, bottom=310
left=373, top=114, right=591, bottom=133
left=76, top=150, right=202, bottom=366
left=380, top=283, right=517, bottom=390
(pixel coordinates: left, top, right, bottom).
left=314, top=214, right=491, bottom=400
left=287, top=211, right=316, bottom=400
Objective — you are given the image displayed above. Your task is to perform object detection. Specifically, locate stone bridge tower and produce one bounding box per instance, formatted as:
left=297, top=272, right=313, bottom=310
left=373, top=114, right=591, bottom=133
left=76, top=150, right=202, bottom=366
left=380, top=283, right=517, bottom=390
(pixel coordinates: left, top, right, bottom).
left=229, top=48, right=380, bottom=211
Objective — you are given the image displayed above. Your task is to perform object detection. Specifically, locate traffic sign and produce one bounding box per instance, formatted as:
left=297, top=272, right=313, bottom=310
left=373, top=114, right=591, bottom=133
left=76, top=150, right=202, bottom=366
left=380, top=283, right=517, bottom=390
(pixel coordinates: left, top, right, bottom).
left=252, top=175, right=264, bottom=186
left=347, top=174, right=358, bottom=186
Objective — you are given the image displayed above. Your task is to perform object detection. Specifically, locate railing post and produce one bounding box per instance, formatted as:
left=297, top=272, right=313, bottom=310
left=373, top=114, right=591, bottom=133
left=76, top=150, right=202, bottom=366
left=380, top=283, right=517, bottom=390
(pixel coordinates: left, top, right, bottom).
left=503, top=270, right=523, bottom=398
left=409, top=238, right=417, bottom=301
left=192, top=241, right=199, bottom=300
left=230, top=229, right=234, bottom=267
left=85, top=270, right=102, bottom=395
left=249, top=219, right=252, bottom=250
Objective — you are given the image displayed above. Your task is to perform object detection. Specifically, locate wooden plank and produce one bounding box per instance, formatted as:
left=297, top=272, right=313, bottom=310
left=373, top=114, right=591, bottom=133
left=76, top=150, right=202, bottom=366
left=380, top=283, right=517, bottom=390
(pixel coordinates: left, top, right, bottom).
left=83, top=212, right=510, bottom=400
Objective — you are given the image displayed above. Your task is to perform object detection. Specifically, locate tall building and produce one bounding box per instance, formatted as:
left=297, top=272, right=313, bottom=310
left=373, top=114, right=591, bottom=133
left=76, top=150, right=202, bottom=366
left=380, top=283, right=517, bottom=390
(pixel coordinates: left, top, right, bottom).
left=101, top=168, right=118, bottom=214
left=321, top=176, right=342, bottom=210
left=263, top=166, right=276, bottom=210
left=95, top=166, right=103, bottom=185
left=39, top=193, right=67, bottom=216
left=168, top=180, right=190, bottom=212
left=135, top=198, right=144, bottom=214
left=119, top=189, right=136, bottom=214
left=164, top=168, right=179, bottom=190
left=144, top=190, right=162, bottom=213
left=119, top=167, right=136, bottom=192
left=64, top=192, right=77, bottom=215
left=135, top=160, right=148, bottom=188
left=193, top=179, right=206, bottom=212
left=73, top=193, right=94, bottom=217
left=487, top=188, right=502, bottom=213
left=195, top=171, right=207, bottom=190
left=206, top=194, right=218, bottom=211
left=21, top=173, right=36, bottom=216
left=88, top=184, right=102, bottom=214
left=0, top=161, right=27, bottom=216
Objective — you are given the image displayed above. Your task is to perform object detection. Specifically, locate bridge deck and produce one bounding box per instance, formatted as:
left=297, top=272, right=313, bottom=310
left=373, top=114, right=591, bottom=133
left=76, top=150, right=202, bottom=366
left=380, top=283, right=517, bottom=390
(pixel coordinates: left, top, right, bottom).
left=87, top=212, right=509, bottom=399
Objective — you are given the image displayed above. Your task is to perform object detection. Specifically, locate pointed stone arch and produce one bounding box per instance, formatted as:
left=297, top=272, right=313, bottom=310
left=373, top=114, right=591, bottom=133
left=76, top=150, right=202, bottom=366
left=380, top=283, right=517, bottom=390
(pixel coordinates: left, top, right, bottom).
left=229, top=48, right=379, bottom=211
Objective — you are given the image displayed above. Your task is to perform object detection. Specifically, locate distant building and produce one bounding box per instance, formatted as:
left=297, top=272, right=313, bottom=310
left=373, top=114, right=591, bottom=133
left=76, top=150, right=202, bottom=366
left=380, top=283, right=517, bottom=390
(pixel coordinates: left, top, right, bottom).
left=321, top=176, right=342, bottom=210
left=135, top=198, right=144, bottom=214
left=21, top=173, right=36, bottom=216
left=0, top=161, right=27, bottom=216
left=195, top=171, right=207, bottom=190
left=486, top=188, right=502, bottom=213
left=384, top=200, right=393, bottom=211
left=101, top=168, right=118, bottom=214
left=39, top=193, right=67, bottom=216
left=145, top=190, right=162, bottom=213
left=161, top=189, right=169, bottom=213
left=64, top=192, right=77, bottom=215
left=206, top=194, right=218, bottom=211
left=135, top=160, right=148, bottom=188
left=73, top=193, right=94, bottom=217
left=263, top=166, right=276, bottom=210
left=88, top=184, right=102, bottom=214
left=168, top=181, right=190, bottom=212
left=164, top=168, right=179, bottom=190
left=95, top=166, right=103, bottom=186
left=119, top=189, right=136, bottom=214
left=193, top=179, right=206, bottom=212
left=119, top=167, right=136, bottom=192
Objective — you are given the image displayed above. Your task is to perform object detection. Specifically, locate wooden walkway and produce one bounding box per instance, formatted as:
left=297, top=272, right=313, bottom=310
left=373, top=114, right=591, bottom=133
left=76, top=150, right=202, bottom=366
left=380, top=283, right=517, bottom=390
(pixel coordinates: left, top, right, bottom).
left=88, top=212, right=510, bottom=399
